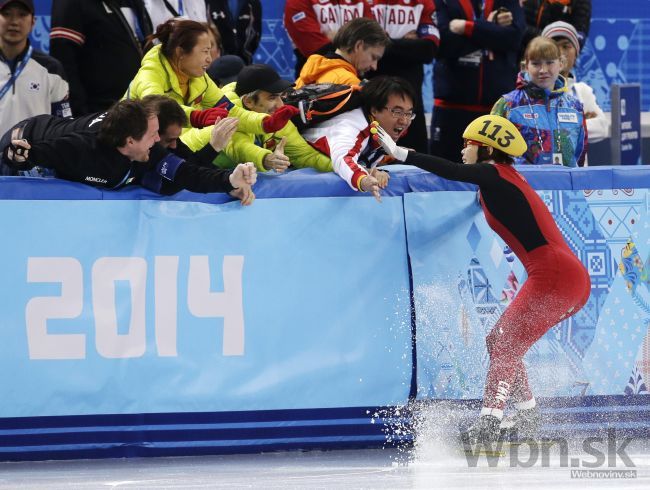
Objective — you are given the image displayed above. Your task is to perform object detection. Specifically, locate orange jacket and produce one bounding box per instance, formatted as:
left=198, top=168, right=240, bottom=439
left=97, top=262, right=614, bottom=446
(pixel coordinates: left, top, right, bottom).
left=295, top=54, right=360, bottom=88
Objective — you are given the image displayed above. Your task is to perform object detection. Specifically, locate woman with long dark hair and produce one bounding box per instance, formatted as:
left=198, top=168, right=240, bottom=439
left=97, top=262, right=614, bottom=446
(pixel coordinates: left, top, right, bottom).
left=127, top=19, right=297, bottom=146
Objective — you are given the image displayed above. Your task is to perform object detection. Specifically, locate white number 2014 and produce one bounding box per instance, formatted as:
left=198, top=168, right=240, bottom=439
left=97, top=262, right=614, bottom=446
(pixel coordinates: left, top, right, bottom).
left=25, top=256, right=244, bottom=360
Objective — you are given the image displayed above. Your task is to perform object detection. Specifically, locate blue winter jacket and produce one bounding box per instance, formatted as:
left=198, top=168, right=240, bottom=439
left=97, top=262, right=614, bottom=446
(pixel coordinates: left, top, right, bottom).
left=491, top=72, right=587, bottom=167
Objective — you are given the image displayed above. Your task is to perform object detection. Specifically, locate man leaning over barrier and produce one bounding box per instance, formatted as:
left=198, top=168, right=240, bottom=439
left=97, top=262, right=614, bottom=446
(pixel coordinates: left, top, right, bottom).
left=211, top=63, right=333, bottom=174
left=300, top=76, right=416, bottom=202
left=1, top=99, right=257, bottom=204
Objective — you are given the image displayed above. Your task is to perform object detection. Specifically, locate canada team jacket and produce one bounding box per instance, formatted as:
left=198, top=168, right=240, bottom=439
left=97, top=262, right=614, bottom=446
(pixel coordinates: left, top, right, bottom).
left=285, top=0, right=438, bottom=57
left=284, top=0, right=365, bottom=58
left=301, top=108, right=386, bottom=191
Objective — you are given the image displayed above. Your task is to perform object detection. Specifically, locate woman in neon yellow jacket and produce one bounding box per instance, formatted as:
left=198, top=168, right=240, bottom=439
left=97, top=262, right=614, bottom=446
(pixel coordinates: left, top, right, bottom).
left=125, top=19, right=297, bottom=139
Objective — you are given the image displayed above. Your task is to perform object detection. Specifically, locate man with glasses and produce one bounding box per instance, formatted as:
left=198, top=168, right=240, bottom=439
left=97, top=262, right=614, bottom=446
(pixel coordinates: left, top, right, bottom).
left=301, top=75, right=415, bottom=202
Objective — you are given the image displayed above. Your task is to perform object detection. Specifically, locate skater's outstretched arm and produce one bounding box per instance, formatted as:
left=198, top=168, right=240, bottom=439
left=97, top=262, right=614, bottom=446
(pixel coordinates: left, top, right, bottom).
left=372, top=124, right=497, bottom=186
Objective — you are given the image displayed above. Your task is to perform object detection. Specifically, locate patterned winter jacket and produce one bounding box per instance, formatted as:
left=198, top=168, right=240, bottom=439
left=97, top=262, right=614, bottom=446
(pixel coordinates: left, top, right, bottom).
left=491, top=72, right=587, bottom=167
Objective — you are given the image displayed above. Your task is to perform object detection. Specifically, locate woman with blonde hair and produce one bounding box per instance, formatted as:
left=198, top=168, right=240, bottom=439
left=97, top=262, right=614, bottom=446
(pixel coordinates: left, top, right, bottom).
left=491, top=36, right=587, bottom=167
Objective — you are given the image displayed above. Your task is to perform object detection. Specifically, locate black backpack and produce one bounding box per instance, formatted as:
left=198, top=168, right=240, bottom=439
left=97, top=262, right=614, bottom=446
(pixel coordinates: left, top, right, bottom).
left=282, top=83, right=363, bottom=130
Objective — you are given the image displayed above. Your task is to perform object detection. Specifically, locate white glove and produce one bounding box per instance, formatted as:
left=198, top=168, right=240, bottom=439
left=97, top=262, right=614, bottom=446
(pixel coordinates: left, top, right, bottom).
left=370, top=123, right=409, bottom=162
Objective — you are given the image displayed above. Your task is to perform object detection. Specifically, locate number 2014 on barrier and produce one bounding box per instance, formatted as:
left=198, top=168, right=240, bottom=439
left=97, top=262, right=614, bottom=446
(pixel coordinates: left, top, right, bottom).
left=25, top=256, right=245, bottom=360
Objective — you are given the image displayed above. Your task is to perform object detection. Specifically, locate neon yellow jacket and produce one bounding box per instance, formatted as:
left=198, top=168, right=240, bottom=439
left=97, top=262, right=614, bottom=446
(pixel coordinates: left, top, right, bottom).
left=210, top=83, right=332, bottom=173
left=125, top=45, right=266, bottom=135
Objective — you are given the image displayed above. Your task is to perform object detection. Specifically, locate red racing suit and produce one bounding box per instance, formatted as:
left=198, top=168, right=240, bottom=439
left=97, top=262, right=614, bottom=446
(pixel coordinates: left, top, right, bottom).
left=404, top=151, right=591, bottom=415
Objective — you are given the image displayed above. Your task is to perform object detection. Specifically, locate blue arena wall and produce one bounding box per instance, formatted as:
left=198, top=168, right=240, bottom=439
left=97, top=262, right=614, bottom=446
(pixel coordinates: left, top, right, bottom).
left=0, top=165, right=648, bottom=460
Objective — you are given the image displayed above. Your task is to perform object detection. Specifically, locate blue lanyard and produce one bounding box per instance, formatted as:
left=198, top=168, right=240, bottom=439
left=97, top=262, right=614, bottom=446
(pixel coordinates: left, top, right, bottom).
left=524, top=90, right=563, bottom=154
left=0, top=45, right=33, bottom=101
left=177, top=0, right=184, bottom=16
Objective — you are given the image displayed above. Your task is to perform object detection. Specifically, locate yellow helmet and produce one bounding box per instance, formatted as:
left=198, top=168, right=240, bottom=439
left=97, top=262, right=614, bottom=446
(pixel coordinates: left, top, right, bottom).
left=462, top=115, right=527, bottom=157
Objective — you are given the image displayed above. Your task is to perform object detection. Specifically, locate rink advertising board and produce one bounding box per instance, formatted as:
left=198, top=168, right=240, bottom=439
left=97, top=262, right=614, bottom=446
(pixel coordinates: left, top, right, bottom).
left=0, top=197, right=412, bottom=418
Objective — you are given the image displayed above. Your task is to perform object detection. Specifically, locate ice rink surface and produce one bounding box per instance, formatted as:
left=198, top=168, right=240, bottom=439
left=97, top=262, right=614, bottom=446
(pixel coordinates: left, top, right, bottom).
left=1, top=405, right=647, bottom=489
left=1, top=441, right=648, bottom=489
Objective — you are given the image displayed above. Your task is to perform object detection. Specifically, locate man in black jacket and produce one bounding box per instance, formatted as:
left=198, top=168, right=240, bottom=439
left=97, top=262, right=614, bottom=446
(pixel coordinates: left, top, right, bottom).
left=50, top=0, right=153, bottom=115
left=521, top=0, right=591, bottom=56
left=206, top=0, right=261, bottom=65
left=1, top=99, right=256, bottom=203
left=430, top=0, right=525, bottom=161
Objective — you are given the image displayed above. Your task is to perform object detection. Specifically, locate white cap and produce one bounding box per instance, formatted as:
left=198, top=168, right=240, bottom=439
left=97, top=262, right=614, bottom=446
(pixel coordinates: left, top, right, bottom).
left=542, top=21, right=581, bottom=55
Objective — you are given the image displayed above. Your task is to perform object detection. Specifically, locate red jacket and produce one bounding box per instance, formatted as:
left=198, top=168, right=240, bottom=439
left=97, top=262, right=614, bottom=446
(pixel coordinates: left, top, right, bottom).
left=284, top=0, right=366, bottom=58
left=367, top=0, right=438, bottom=43
left=284, top=0, right=439, bottom=58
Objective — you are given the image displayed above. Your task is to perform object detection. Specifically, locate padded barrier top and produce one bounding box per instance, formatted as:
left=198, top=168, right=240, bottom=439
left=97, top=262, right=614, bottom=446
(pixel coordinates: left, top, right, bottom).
left=1, top=165, right=650, bottom=203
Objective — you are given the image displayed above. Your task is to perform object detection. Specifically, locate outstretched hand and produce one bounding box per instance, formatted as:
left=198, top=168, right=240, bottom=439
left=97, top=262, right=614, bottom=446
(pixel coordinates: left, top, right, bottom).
left=370, top=122, right=409, bottom=162
left=210, top=117, right=239, bottom=152
left=262, top=105, right=300, bottom=133
left=7, top=138, right=30, bottom=163
left=229, top=162, right=257, bottom=188
left=5, top=127, right=32, bottom=168
left=190, top=105, right=230, bottom=128
left=360, top=174, right=382, bottom=203
left=229, top=185, right=256, bottom=206
left=370, top=167, right=390, bottom=189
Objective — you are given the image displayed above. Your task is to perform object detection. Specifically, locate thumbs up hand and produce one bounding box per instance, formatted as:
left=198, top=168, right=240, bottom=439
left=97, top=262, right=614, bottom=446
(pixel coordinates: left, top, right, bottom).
left=262, top=136, right=290, bottom=172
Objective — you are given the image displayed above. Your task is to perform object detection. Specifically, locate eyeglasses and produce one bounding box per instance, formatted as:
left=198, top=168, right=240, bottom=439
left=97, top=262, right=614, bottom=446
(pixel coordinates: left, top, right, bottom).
left=384, top=107, right=416, bottom=121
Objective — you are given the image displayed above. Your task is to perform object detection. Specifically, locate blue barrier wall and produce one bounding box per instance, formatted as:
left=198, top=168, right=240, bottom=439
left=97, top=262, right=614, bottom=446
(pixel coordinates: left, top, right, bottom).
left=0, top=166, right=648, bottom=460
